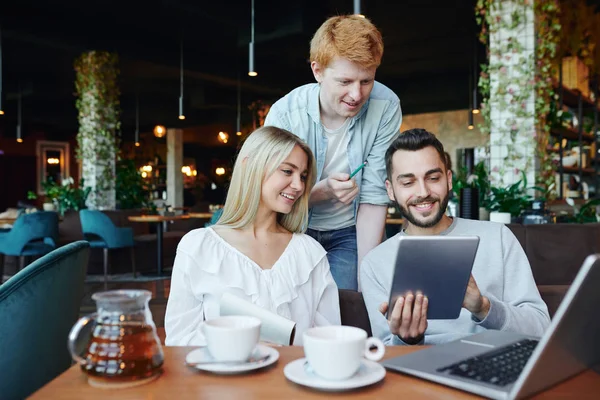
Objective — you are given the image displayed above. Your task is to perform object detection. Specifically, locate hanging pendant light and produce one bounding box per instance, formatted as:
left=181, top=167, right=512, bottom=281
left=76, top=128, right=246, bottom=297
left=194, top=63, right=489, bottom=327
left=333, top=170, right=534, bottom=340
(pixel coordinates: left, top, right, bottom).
left=236, top=75, right=242, bottom=135
left=248, top=0, right=257, bottom=77
left=353, top=0, right=365, bottom=18
left=468, top=70, right=474, bottom=130
left=16, top=85, right=22, bottom=142
left=248, top=44, right=256, bottom=77
left=468, top=108, right=474, bottom=130
left=178, top=34, right=186, bottom=120
left=472, top=38, right=480, bottom=115
left=218, top=131, right=229, bottom=143
left=0, top=24, right=4, bottom=116
left=135, top=91, right=140, bottom=147
left=154, top=125, right=166, bottom=138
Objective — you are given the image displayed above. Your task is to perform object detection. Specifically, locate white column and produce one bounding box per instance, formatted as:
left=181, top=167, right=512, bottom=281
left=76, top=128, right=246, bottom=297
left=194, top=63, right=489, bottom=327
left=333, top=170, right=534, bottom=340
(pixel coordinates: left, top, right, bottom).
left=75, top=51, right=119, bottom=210
left=488, top=0, right=535, bottom=187
left=80, top=134, right=116, bottom=210
left=167, top=128, right=184, bottom=207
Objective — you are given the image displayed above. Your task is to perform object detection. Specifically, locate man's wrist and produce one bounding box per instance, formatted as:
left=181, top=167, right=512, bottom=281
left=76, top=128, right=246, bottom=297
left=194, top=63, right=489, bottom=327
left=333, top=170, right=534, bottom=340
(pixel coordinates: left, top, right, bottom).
left=473, top=296, right=491, bottom=320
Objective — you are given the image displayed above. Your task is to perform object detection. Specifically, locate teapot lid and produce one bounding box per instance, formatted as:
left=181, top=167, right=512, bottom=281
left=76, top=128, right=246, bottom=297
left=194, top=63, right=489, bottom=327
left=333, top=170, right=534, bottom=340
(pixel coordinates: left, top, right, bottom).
left=92, top=290, right=151, bottom=312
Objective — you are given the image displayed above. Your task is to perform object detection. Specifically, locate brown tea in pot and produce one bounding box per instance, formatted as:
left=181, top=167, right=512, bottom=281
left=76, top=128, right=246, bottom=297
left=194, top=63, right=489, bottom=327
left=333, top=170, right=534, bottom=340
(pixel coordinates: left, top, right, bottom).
left=68, top=290, right=164, bottom=388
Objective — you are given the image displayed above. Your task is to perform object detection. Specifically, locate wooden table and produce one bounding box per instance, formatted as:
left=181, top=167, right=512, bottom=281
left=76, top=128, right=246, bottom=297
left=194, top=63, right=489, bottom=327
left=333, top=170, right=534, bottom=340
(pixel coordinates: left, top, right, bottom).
left=0, top=217, right=16, bottom=226
left=31, top=346, right=600, bottom=399
left=128, top=215, right=190, bottom=275
left=156, top=207, right=190, bottom=212
left=187, top=212, right=214, bottom=219
left=385, top=217, right=404, bottom=225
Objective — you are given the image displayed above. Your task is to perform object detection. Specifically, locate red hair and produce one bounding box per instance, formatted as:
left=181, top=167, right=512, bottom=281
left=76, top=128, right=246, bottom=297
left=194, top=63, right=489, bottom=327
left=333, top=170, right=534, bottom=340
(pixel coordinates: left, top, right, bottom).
left=310, top=15, right=384, bottom=69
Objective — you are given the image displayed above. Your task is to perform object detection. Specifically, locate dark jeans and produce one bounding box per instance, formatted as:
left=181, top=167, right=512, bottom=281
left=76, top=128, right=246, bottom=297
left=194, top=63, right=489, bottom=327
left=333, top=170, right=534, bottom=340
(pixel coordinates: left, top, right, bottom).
left=307, top=225, right=358, bottom=290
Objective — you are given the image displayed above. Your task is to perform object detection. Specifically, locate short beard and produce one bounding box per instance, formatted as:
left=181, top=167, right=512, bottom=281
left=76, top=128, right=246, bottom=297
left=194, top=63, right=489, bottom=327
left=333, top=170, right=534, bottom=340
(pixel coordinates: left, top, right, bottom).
left=397, top=192, right=450, bottom=229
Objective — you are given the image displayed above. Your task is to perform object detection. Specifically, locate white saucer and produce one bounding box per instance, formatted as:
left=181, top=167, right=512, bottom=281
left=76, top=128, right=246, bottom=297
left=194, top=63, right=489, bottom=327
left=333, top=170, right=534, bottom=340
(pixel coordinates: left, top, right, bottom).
left=186, top=344, right=279, bottom=374
left=283, top=358, right=386, bottom=391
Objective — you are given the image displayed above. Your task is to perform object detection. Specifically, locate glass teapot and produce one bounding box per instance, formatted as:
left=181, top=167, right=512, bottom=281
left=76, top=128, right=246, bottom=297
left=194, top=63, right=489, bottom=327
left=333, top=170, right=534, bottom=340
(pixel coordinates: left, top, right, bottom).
left=68, top=290, right=164, bottom=387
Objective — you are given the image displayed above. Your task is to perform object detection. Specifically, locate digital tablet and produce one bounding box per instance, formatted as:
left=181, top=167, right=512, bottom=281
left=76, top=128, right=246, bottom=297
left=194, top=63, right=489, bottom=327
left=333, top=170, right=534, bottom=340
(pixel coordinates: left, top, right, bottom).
left=387, top=235, right=480, bottom=320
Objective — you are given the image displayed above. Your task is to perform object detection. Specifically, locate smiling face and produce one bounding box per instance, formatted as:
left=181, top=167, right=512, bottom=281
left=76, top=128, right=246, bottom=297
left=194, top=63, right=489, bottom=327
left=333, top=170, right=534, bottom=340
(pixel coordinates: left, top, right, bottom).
left=260, top=145, right=309, bottom=215
left=386, top=146, right=453, bottom=234
left=311, top=57, right=376, bottom=128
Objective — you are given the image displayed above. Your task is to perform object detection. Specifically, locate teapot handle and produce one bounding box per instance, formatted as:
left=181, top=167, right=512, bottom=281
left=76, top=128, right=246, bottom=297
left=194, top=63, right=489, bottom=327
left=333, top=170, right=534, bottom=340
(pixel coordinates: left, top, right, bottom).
left=67, top=313, right=97, bottom=365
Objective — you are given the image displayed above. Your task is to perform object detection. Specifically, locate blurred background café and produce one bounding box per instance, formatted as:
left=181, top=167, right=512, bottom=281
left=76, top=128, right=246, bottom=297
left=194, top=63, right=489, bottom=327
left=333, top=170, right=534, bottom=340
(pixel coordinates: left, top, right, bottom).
left=2, top=0, right=600, bottom=397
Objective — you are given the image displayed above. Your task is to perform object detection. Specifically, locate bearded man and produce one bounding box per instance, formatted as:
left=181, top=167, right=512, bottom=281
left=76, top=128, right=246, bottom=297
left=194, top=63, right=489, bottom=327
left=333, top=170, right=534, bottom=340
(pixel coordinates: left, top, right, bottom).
left=360, top=128, right=550, bottom=345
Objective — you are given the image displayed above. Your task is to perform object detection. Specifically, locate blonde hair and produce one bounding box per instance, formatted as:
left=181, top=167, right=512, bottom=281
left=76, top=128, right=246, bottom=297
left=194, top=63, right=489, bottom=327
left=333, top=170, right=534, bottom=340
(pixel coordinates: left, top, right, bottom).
left=310, top=15, right=384, bottom=70
left=216, top=126, right=316, bottom=233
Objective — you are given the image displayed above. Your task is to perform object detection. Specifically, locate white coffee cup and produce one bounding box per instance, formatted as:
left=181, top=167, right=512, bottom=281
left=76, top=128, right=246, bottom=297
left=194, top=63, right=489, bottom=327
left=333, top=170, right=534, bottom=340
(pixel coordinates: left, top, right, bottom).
left=303, top=326, right=385, bottom=380
left=202, top=316, right=261, bottom=362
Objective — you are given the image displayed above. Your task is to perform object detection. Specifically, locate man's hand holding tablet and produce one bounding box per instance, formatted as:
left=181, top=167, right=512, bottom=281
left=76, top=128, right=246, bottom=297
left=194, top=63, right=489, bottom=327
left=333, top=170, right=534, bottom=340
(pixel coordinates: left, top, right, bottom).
left=379, top=292, right=429, bottom=344
left=379, top=236, right=481, bottom=344
left=379, top=274, right=491, bottom=344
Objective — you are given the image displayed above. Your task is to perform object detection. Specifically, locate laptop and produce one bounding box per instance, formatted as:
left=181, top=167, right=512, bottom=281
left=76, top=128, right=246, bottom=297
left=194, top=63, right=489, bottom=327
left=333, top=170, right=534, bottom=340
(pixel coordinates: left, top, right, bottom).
left=382, top=254, right=600, bottom=399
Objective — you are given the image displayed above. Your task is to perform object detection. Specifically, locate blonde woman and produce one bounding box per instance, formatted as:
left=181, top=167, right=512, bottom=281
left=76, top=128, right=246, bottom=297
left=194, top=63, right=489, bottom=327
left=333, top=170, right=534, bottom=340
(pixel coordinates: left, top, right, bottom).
left=165, top=126, right=341, bottom=346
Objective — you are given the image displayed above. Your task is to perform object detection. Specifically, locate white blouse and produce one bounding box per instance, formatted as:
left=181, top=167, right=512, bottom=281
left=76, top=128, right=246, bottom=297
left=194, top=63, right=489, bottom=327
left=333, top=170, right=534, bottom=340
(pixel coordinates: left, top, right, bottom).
left=164, top=227, right=341, bottom=346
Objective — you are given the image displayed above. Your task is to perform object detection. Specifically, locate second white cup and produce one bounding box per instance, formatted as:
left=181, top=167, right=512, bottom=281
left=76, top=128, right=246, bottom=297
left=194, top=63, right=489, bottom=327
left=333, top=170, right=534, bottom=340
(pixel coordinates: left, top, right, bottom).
left=202, top=316, right=261, bottom=362
left=303, top=326, right=385, bottom=380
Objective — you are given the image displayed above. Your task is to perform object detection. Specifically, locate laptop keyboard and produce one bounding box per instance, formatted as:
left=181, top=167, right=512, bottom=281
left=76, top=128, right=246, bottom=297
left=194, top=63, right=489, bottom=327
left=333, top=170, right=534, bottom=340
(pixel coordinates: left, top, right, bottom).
left=436, top=339, right=539, bottom=387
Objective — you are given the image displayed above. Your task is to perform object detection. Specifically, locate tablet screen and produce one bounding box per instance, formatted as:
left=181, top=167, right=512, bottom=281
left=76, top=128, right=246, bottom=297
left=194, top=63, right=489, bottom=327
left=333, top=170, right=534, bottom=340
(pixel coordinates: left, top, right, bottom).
left=387, top=235, right=480, bottom=320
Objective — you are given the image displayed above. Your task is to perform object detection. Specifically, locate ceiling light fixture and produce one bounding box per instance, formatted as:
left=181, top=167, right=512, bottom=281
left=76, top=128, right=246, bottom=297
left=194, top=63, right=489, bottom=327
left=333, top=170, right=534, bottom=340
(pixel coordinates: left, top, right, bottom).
left=354, top=0, right=364, bottom=17
left=472, top=37, right=480, bottom=115
left=154, top=125, right=166, bottom=138
left=135, top=90, right=140, bottom=147
left=236, top=75, right=242, bottom=136
left=179, top=33, right=186, bottom=120
left=468, top=70, right=475, bottom=130
left=16, top=85, right=22, bottom=142
left=468, top=108, right=474, bottom=130
left=218, top=131, right=229, bottom=144
left=248, top=0, right=257, bottom=77
left=181, top=166, right=192, bottom=176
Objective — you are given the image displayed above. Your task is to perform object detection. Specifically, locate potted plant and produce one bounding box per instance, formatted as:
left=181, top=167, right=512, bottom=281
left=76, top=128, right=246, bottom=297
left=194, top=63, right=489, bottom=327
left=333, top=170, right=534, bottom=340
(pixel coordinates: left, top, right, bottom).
left=488, top=172, right=532, bottom=223
left=29, top=177, right=91, bottom=216
left=28, top=180, right=61, bottom=211
left=27, top=190, right=54, bottom=212
left=564, top=198, right=600, bottom=223
left=452, top=161, right=492, bottom=220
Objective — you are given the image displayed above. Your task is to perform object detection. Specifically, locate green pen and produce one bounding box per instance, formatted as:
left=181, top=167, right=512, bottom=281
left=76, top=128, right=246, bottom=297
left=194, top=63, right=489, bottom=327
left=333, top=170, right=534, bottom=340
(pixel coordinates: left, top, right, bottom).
left=349, top=161, right=368, bottom=179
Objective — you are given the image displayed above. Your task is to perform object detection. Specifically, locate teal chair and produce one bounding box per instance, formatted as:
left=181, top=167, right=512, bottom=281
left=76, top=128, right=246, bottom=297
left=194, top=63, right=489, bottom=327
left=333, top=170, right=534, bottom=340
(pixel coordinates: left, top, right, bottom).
left=0, top=211, right=59, bottom=276
left=204, top=208, right=223, bottom=227
left=0, top=240, right=90, bottom=399
left=79, top=210, right=136, bottom=287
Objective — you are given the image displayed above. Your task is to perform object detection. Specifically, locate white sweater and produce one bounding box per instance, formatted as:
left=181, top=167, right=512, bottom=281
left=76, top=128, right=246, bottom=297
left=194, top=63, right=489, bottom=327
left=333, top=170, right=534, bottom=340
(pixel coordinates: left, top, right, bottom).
left=361, top=218, right=551, bottom=345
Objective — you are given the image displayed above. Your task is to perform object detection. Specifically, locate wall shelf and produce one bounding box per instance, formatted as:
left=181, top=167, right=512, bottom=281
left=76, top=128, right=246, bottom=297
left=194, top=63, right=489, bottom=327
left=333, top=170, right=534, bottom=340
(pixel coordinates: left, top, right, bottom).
left=560, top=166, right=596, bottom=175
left=550, top=127, right=595, bottom=142
left=553, top=71, right=599, bottom=200
left=557, top=85, right=598, bottom=110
